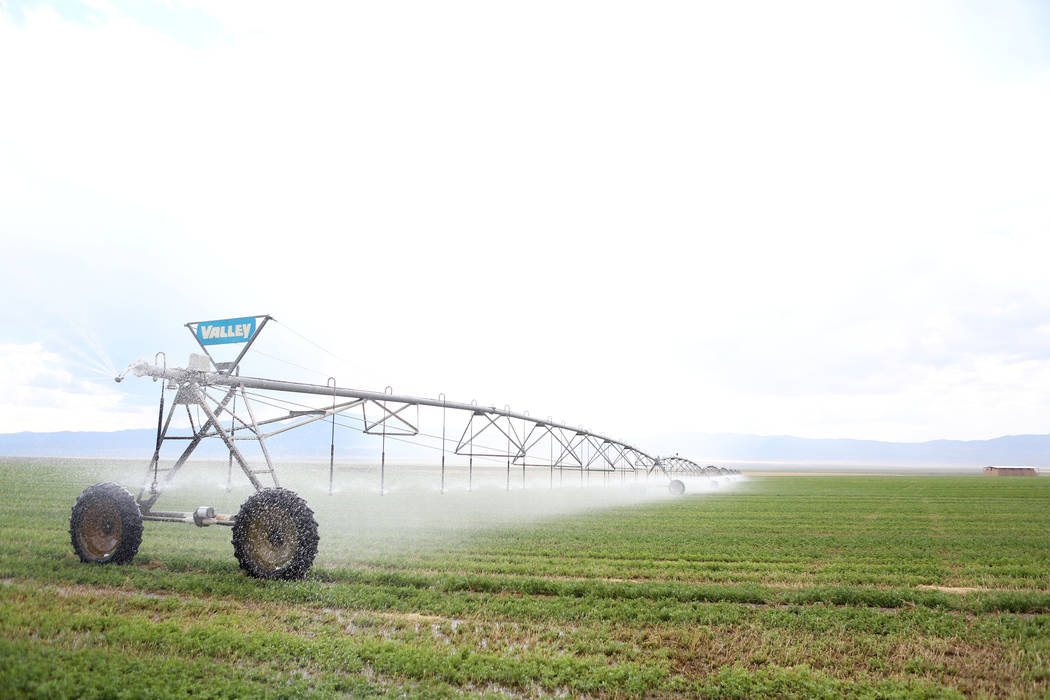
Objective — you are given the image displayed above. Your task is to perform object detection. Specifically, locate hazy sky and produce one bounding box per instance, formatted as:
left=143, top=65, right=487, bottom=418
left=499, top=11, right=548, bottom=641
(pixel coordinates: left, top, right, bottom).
left=2, top=0, right=1049, bottom=443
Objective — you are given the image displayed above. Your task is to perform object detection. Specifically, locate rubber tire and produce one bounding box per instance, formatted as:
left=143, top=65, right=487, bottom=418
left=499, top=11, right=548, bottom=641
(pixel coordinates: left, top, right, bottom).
left=69, top=482, right=143, bottom=564
left=232, top=488, right=318, bottom=580
left=668, top=479, right=686, bottom=496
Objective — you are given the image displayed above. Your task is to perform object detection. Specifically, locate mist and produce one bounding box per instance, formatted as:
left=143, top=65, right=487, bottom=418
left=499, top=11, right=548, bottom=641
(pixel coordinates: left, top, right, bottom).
left=67, top=457, right=743, bottom=566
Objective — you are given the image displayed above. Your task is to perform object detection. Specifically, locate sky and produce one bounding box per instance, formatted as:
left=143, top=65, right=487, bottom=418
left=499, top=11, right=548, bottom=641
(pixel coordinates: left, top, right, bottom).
left=2, top=0, right=1050, bottom=444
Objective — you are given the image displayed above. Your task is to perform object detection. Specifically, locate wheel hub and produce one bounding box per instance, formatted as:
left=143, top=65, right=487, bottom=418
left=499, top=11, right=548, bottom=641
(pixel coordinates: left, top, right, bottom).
left=80, top=502, right=122, bottom=559
left=246, top=506, right=297, bottom=571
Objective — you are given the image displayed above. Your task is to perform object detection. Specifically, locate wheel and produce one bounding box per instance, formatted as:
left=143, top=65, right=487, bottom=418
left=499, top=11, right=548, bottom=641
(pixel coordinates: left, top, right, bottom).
left=232, top=488, right=318, bottom=580
left=668, top=479, right=685, bottom=496
left=69, top=482, right=143, bottom=564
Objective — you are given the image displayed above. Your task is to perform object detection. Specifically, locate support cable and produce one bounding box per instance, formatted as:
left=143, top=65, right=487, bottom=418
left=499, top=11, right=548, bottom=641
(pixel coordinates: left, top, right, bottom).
left=236, top=390, right=513, bottom=462
left=328, top=377, right=336, bottom=495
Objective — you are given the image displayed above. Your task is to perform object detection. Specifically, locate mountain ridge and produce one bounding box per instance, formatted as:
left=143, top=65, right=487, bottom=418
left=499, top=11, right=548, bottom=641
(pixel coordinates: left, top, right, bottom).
left=1, top=428, right=1048, bottom=465
left=650, top=432, right=1050, bottom=466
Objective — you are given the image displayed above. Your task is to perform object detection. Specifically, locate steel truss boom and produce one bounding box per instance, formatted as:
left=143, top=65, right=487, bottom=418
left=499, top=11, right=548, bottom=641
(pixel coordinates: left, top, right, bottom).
left=69, top=320, right=739, bottom=584
left=143, top=366, right=643, bottom=453
left=140, top=364, right=659, bottom=460
left=131, top=363, right=728, bottom=489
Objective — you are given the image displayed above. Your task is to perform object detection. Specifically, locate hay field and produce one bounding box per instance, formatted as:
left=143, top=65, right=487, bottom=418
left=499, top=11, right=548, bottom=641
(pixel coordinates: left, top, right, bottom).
left=1, top=459, right=1048, bottom=698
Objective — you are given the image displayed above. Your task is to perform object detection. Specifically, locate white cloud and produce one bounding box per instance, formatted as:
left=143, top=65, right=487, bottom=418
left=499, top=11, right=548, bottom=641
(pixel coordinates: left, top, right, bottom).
left=2, top=2, right=1050, bottom=443
left=0, top=343, right=155, bottom=432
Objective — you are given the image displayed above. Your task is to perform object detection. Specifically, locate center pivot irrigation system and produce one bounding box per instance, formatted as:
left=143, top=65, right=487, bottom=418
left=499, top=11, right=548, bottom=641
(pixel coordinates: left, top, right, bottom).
left=69, top=315, right=738, bottom=580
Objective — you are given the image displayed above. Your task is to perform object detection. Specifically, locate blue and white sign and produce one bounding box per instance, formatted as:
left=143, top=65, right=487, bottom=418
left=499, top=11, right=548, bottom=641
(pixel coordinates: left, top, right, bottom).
left=196, top=317, right=257, bottom=346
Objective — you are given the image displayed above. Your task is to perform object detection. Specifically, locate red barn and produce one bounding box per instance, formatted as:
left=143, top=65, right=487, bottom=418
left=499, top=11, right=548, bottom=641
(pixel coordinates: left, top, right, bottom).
left=984, top=466, right=1039, bottom=476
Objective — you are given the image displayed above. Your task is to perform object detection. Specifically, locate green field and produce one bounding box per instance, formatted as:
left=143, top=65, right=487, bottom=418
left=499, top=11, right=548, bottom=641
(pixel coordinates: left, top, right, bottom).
left=1, top=460, right=1049, bottom=698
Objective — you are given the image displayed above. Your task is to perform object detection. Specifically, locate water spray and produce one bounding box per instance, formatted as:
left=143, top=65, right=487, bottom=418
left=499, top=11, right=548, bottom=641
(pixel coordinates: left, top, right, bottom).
left=69, top=315, right=738, bottom=580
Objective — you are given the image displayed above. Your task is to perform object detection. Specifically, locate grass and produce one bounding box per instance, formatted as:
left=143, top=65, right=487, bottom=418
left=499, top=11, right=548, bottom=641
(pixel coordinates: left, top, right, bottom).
left=1, top=458, right=1049, bottom=697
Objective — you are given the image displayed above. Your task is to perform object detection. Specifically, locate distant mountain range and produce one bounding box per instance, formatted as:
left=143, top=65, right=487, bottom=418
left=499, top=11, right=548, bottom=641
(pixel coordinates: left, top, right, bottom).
left=0, top=422, right=369, bottom=460
left=651, top=432, right=1050, bottom=466
left=2, top=428, right=1048, bottom=466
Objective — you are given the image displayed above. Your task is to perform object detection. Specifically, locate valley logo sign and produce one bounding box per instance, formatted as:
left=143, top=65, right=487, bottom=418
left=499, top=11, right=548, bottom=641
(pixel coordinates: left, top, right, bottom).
left=196, top=317, right=257, bottom=346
